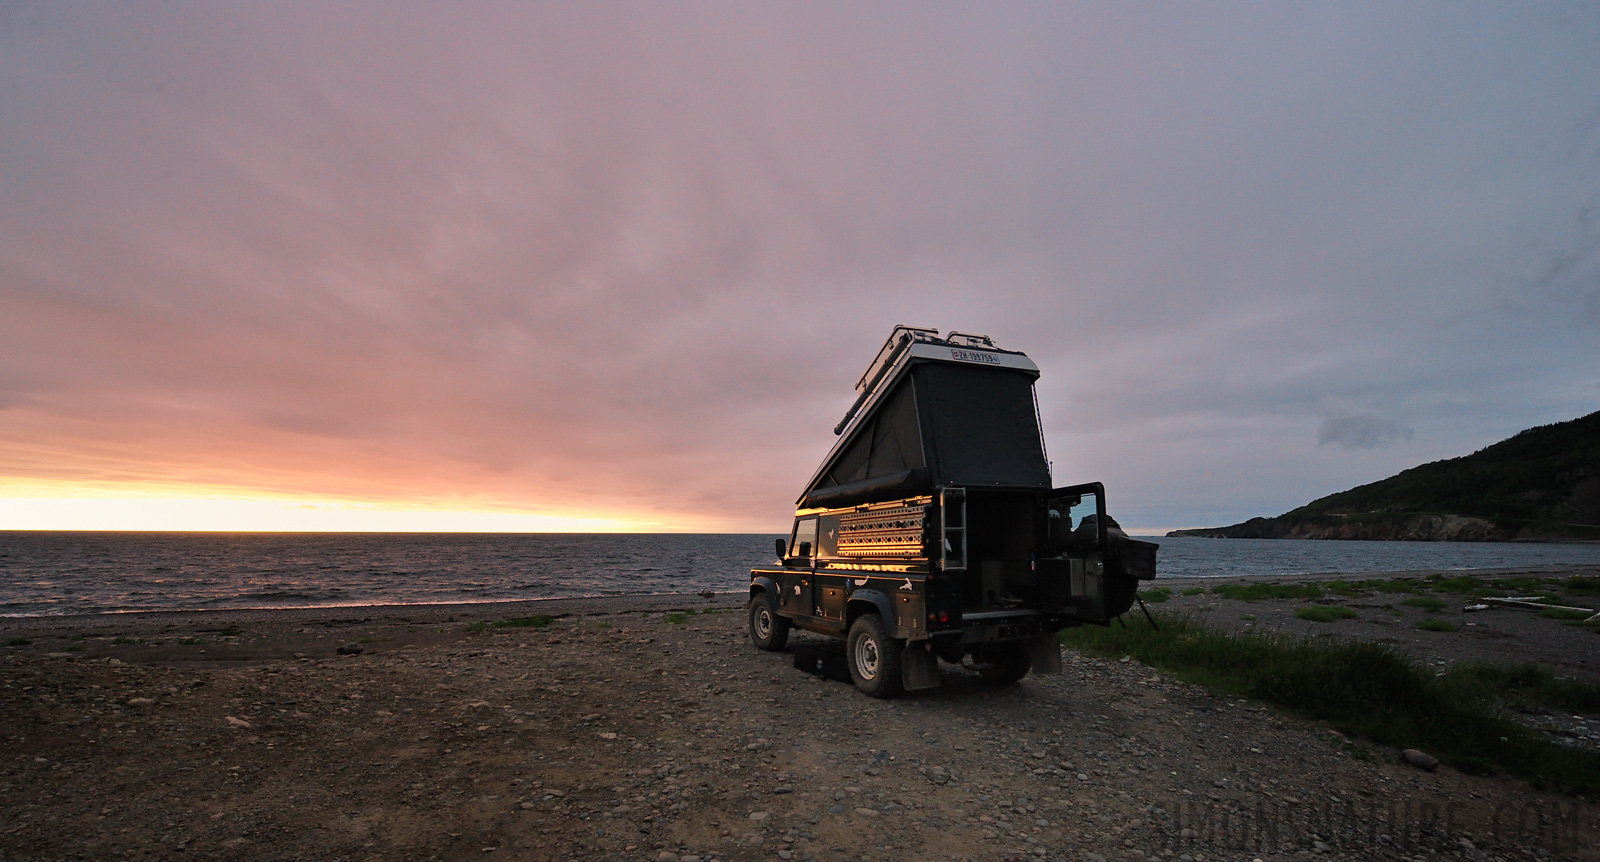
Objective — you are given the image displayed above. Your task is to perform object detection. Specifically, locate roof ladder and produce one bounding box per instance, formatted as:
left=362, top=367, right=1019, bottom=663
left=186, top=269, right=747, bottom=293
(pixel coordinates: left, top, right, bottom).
left=940, top=487, right=967, bottom=572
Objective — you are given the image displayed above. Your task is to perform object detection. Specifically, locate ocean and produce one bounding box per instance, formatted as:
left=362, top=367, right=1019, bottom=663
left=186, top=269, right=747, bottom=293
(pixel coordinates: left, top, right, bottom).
left=2, top=531, right=1598, bottom=617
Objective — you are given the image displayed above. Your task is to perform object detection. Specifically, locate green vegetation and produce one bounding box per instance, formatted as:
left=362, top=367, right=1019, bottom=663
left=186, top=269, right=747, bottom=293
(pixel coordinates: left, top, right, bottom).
left=1139, top=587, right=1172, bottom=603
left=1441, top=662, right=1600, bottom=713
left=464, top=622, right=487, bottom=633
left=1368, top=578, right=1426, bottom=594
left=1429, top=575, right=1487, bottom=594
left=177, top=637, right=204, bottom=646
left=1181, top=587, right=1205, bottom=596
left=1238, top=614, right=1256, bottom=621
left=1296, top=606, right=1358, bottom=623
left=1060, top=613, right=1600, bottom=794
left=667, top=611, right=692, bottom=624
left=493, top=615, right=553, bottom=629
left=1563, top=576, right=1600, bottom=597
left=111, top=636, right=141, bottom=645
left=5, top=637, right=30, bottom=647
left=1538, top=607, right=1595, bottom=622
left=1417, top=618, right=1459, bottom=632
left=1401, top=597, right=1447, bottom=611
left=1212, top=582, right=1323, bottom=601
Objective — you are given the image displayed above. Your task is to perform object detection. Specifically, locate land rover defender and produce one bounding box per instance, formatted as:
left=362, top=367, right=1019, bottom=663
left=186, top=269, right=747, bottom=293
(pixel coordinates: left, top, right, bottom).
left=748, top=326, right=1157, bottom=697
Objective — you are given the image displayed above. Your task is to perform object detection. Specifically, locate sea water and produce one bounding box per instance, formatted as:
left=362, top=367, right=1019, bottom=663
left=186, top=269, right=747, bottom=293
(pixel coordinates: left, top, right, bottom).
left=2, top=531, right=1598, bottom=617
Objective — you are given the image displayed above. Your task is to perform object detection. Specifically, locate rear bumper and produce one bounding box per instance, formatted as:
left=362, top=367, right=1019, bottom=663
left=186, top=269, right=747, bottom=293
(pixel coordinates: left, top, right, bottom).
left=928, top=609, right=1065, bottom=643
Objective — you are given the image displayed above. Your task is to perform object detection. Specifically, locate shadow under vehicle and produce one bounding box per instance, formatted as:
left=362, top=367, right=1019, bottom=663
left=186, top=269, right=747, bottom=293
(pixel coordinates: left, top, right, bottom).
left=748, top=326, right=1157, bottom=697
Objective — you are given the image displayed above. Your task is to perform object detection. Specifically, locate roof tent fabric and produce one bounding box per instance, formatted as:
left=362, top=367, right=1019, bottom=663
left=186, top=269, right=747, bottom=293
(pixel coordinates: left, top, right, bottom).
left=799, top=359, right=1048, bottom=508
left=807, top=376, right=926, bottom=497
left=913, top=363, right=1049, bottom=489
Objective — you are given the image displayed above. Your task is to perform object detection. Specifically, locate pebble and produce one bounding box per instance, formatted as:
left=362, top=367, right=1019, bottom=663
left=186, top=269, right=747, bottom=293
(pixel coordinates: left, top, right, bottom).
left=748, top=811, right=769, bottom=822
left=656, top=853, right=679, bottom=862
left=852, top=807, right=878, bottom=817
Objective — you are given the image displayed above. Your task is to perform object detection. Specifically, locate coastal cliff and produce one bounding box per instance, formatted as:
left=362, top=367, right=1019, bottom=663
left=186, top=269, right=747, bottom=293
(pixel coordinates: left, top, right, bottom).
left=1171, top=409, right=1600, bottom=541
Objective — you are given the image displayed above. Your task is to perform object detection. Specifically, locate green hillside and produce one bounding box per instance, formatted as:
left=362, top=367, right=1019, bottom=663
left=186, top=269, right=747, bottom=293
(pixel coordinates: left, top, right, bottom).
left=1171, top=410, right=1600, bottom=541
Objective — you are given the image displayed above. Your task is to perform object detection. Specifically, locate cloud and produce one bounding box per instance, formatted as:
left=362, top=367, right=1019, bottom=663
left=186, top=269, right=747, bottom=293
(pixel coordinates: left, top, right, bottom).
left=1318, top=414, right=1415, bottom=450
left=0, top=3, right=1598, bottom=530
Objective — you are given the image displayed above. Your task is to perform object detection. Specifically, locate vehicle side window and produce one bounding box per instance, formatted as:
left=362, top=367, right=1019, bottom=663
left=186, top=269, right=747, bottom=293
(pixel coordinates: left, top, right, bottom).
left=791, top=518, right=818, bottom=560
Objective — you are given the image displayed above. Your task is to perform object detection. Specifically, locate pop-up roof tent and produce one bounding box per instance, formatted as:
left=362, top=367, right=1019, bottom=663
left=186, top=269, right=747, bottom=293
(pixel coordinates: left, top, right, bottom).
left=798, top=327, right=1051, bottom=510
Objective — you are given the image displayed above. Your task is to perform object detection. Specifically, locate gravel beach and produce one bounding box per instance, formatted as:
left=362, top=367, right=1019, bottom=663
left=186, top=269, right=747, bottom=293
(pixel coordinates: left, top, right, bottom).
left=2, top=571, right=1597, bottom=862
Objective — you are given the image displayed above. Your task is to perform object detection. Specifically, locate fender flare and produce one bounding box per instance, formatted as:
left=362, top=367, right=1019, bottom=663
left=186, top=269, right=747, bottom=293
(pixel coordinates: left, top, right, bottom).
left=749, top=575, right=777, bottom=602
left=846, top=588, right=900, bottom=637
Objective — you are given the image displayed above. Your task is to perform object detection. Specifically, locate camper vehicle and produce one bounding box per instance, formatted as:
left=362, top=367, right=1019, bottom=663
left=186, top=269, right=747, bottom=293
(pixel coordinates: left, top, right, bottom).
left=748, top=326, right=1156, bottom=697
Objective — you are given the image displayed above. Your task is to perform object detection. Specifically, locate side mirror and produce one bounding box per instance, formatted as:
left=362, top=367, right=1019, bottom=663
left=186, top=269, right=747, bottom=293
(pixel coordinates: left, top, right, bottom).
left=775, top=538, right=787, bottom=560
left=798, top=541, right=812, bottom=559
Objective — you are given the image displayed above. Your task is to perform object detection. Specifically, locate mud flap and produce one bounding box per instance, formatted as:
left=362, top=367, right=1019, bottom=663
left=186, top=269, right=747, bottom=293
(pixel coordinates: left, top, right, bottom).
left=901, top=642, right=941, bottom=690
left=1027, top=635, right=1063, bottom=675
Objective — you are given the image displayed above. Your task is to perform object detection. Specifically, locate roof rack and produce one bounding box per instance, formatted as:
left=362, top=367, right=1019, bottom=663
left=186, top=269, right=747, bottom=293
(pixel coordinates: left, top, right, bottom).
left=834, top=326, right=941, bottom=435
left=831, top=326, right=1007, bottom=436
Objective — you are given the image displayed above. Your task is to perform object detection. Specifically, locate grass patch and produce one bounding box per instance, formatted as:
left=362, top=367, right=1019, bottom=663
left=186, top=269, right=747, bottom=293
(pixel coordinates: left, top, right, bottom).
left=1296, top=606, right=1358, bottom=623
left=1140, top=587, right=1172, bottom=603
left=111, top=636, right=141, bottom=645
left=1538, top=607, right=1595, bottom=621
left=1324, top=580, right=1369, bottom=598
left=667, top=612, right=692, bottom=624
left=177, top=637, right=205, bottom=646
left=1239, top=614, right=1256, bottom=621
left=1562, top=576, right=1600, bottom=597
left=464, top=622, right=487, bottom=633
left=1213, top=583, right=1324, bottom=601
left=1442, top=662, right=1600, bottom=713
left=1417, top=618, right=1459, bottom=632
left=5, top=637, right=31, bottom=647
left=1060, top=613, right=1600, bottom=794
left=1429, top=575, right=1486, bottom=595
left=1401, top=597, right=1447, bottom=611
left=493, top=615, right=553, bottom=629
left=1366, top=578, right=1425, bottom=594
left=1180, top=587, right=1205, bottom=596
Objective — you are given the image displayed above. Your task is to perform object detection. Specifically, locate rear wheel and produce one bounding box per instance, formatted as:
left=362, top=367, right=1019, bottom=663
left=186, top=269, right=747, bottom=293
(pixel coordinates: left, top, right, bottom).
left=748, top=593, right=790, bottom=651
left=847, top=613, right=904, bottom=698
left=977, top=643, right=1032, bottom=684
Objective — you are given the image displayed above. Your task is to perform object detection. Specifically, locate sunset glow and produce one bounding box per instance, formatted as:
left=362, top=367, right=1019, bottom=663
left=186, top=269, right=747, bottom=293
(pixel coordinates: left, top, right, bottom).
left=2, top=5, right=1596, bottom=533
left=0, top=492, right=658, bottom=533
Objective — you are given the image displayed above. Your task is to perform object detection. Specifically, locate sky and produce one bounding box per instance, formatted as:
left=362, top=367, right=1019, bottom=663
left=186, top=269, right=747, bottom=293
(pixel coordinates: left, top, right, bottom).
left=1, top=2, right=1598, bottom=534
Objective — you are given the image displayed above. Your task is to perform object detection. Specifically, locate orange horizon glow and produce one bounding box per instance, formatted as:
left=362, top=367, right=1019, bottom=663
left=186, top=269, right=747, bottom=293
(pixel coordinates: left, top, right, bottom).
left=0, top=482, right=703, bottom=533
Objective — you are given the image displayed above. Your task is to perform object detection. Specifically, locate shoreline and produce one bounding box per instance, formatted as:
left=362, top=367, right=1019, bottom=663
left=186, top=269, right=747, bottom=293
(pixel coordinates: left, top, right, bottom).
left=4, top=562, right=1597, bottom=624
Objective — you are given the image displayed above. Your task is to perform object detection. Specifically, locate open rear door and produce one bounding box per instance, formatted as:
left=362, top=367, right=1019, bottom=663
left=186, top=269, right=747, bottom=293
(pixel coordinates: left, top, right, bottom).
left=1036, top=482, right=1113, bottom=622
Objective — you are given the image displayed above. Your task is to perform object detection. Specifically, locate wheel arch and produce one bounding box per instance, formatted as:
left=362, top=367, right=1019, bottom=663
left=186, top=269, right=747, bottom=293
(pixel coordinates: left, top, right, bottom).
left=750, top=574, right=777, bottom=601
left=846, top=589, right=897, bottom=635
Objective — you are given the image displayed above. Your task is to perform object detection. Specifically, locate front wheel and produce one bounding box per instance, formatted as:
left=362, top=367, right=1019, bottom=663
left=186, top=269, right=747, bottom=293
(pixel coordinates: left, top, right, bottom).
left=847, top=614, right=904, bottom=698
left=748, top=593, right=790, bottom=651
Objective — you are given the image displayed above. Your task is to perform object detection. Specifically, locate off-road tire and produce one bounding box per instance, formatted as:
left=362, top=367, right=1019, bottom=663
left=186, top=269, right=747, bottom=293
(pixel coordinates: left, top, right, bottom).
left=847, top=613, right=904, bottom=698
left=748, top=593, right=790, bottom=651
left=977, top=643, right=1032, bottom=684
